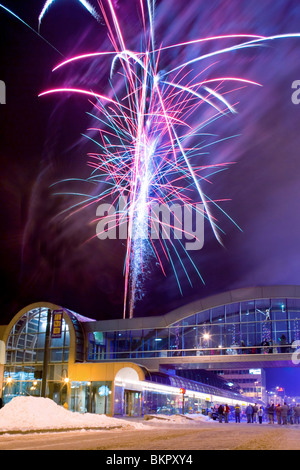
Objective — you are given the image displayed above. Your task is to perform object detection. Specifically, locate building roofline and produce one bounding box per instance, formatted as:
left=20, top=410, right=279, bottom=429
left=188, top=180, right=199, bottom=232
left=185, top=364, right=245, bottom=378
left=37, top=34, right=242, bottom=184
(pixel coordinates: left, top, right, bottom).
left=84, top=285, right=300, bottom=332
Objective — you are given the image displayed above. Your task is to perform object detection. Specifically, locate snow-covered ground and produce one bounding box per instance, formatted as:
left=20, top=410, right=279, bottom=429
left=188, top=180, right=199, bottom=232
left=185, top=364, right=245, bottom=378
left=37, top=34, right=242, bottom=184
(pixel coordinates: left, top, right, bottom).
left=0, top=397, right=212, bottom=433
left=1, top=397, right=300, bottom=449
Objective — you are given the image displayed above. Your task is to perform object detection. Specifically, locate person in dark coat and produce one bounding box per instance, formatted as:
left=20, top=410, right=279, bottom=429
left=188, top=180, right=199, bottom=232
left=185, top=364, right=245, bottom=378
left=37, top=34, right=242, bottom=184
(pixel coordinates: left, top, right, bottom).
left=218, top=404, right=224, bottom=423
left=267, top=403, right=275, bottom=424
left=234, top=404, right=241, bottom=423
left=294, top=404, right=300, bottom=424
left=280, top=335, right=287, bottom=353
left=252, top=403, right=258, bottom=423
left=276, top=404, right=281, bottom=425
left=246, top=404, right=253, bottom=423
left=280, top=402, right=289, bottom=425
left=288, top=405, right=294, bottom=425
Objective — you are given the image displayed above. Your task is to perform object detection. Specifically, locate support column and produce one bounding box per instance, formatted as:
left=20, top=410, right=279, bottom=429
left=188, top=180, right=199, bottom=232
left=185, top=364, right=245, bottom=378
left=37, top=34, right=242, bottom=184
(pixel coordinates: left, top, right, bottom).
left=41, top=309, right=52, bottom=398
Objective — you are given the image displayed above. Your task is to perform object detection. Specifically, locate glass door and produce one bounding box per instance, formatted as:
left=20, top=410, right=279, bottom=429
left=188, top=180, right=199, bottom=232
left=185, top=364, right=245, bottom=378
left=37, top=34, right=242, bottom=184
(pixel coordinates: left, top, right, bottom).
left=124, top=390, right=142, bottom=416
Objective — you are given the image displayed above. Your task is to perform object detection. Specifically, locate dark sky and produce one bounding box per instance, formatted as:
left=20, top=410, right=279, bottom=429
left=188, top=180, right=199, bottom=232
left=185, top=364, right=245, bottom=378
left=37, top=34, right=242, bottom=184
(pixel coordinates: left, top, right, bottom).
left=1, top=0, right=300, bottom=326
left=265, top=368, right=300, bottom=397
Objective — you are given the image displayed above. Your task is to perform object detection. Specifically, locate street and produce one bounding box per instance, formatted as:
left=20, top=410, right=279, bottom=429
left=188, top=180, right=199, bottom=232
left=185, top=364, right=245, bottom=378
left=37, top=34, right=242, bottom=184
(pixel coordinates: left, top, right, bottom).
left=1, top=422, right=300, bottom=450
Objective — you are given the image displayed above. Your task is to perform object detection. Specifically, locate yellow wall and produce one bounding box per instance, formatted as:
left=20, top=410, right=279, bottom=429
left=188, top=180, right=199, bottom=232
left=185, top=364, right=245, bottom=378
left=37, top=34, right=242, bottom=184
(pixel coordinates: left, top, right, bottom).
left=69, top=361, right=145, bottom=382
left=0, top=325, right=7, bottom=342
left=69, top=361, right=145, bottom=415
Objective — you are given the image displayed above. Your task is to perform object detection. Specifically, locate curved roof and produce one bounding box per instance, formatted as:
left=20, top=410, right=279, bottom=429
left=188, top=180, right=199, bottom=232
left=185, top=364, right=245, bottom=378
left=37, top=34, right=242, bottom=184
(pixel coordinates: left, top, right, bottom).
left=1, top=301, right=92, bottom=362
left=85, top=285, right=300, bottom=332
left=163, top=284, right=300, bottom=327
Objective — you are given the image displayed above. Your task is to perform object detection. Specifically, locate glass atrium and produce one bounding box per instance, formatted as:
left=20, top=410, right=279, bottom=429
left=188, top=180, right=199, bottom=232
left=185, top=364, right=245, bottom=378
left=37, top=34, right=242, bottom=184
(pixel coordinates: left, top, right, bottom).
left=88, top=298, right=300, bottom=360
left=3, top=307, right=74, bottom=406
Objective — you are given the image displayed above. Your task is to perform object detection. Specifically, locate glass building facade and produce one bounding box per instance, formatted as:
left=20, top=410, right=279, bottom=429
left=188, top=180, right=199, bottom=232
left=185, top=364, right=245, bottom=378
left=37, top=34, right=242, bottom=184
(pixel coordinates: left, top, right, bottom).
left=1, top=289, right=299, bottom=417
left=3, top=307, right=70, bottom=406
left=70, top=381, right=112, bottom=414
left=88, top=297, right=300, bottom=360
left=113, top=370, right=249, bottom=416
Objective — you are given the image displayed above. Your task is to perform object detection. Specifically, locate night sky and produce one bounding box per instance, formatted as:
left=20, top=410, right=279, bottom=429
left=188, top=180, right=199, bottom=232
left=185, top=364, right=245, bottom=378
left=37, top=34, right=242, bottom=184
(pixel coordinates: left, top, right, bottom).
left=1, top=0, right=300, bottom=329
left=265, top=368, right=300, bottom=398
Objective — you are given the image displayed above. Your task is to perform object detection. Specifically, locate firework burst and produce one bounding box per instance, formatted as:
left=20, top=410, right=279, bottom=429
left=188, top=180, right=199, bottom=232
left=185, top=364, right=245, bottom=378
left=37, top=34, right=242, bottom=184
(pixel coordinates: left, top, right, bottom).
left=3, top=0, right=299, bottom=318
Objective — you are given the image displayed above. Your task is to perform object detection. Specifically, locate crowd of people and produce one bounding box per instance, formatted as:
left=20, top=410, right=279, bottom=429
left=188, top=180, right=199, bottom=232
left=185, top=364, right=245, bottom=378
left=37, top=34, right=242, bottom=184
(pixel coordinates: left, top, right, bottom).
left=226, top=334, right=291, bottom=355
left=211, top=402, right=300, bottom=424
left=197, top=334, right=292, bottom=356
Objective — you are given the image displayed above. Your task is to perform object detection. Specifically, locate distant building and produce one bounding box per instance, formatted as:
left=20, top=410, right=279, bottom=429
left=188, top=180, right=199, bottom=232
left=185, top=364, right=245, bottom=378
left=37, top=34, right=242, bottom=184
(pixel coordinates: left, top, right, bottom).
left=212, top=368, right=266, bottom=402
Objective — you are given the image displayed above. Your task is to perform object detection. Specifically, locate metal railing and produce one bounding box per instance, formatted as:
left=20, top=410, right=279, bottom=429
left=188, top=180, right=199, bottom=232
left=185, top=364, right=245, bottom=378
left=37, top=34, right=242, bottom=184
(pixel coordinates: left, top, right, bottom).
left=88, top=343, right=294, bottom=361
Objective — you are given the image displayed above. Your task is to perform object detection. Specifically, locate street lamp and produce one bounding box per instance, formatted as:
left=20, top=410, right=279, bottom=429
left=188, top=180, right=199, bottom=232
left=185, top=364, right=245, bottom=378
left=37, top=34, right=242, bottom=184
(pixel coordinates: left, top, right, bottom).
left=180, top=388, right=186, bottom=414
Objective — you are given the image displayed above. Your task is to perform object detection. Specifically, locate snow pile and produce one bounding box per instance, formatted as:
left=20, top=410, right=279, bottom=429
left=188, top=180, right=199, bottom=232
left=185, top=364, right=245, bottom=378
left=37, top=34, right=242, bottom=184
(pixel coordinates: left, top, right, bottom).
left=0, top=397, right=145, bottom=432
left=186, top=413, right=216, bottom=423
left=0, top=397, right=216, bottom=433
left=145, top=413, right=214, bottom=424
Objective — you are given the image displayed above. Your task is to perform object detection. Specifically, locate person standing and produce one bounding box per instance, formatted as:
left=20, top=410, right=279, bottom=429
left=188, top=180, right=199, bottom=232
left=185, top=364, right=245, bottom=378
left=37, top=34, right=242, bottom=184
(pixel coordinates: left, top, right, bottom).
left=294, top=404, right=300, bottom=424
left=267, top=403, right=275, bottom=424
left=275, top=404, right=281, bottom=425
left=246, top=404, right=253, bottom=423
left=258, top=407, right=264, bottom=424
left=218, top=404, right=224, bottom=423
left=280, top=335, right=287, bottom=353
left=234, top=404, right=241, bottom=423
left=280, top=402, right=289, bottom=425
left=288, top=405, right=294, bottom=425
left=252, top=403, right=258, bottom=423
left=224, top=404, right=230, bottom=423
